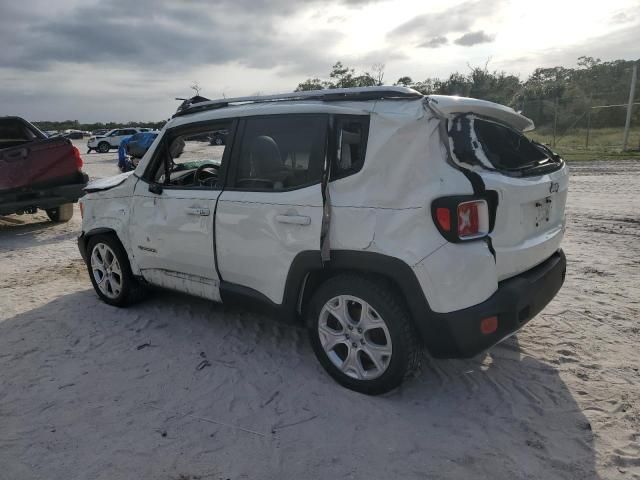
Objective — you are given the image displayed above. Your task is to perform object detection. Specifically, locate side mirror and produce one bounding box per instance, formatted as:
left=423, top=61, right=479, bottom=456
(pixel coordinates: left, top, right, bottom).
left=148, top=182, right=163, bottom=195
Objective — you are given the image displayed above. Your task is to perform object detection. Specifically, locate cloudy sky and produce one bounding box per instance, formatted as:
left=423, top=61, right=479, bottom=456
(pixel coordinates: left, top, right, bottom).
left=1, top=0, right=638, bottom=122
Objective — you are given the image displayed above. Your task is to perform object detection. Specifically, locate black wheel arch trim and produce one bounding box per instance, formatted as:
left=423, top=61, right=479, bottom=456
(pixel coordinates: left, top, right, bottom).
left=77, top=227, right=118, bottom=261
left=219, top=250, right=433, bottom=341
left=219, top=248, right=566, bottom=359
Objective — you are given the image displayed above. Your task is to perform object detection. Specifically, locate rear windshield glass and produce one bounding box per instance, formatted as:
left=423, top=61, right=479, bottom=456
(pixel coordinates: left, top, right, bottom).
left=449, top=115, right=559, bottom=174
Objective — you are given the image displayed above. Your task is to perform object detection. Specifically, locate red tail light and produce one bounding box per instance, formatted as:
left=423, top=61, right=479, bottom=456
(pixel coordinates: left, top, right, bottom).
left=432, top=196, right=492, bottom=242
left=457, top=200, right=488, bottom=239
left=72, top=145, right=83, bottom=169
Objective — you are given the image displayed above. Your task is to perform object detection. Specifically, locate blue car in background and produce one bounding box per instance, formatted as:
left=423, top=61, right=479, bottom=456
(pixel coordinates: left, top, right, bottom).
left=127, top=131, right=159, bottom=159
left=118, top=131, right=159, bottom=172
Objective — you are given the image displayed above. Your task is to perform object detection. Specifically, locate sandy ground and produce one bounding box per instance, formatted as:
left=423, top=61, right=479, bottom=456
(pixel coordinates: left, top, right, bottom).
left=0, top=142, right=639, bottom=479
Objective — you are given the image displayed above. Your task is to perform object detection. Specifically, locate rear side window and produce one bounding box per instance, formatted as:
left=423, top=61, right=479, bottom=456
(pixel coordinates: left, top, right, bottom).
left=332, top=116, right=369, bottom=180
left=232, top=115, right=327, bottom=191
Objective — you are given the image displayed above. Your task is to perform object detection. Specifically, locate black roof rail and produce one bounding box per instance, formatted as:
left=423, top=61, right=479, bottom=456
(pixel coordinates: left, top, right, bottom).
left=172, top=86, right=423, bottom=118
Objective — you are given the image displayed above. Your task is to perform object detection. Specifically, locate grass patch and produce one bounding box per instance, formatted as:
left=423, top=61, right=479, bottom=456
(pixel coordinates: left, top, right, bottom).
left=527, top=127, right=640, bottom=161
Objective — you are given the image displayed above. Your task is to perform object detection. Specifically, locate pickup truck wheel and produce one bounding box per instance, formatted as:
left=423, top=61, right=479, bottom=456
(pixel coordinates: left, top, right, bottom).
left=97, top=141, right=110, bottom=153
left=46, top=203, right=73, bottom=222
left=307, top=275, right=421, bottom=395
left=86, top=234, right=146, bottom=307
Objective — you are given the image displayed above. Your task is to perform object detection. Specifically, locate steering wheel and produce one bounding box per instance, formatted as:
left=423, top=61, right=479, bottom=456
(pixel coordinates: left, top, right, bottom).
left=195, top=163, right=219, bottom=186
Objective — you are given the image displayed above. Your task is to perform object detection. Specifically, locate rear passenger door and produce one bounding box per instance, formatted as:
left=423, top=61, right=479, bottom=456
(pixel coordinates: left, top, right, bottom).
left=215, top=114, right=327, bottom=304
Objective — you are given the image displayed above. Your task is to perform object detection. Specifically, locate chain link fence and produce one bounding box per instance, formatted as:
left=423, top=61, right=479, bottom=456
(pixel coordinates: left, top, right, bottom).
left=521, top=94, right=639, bottom=161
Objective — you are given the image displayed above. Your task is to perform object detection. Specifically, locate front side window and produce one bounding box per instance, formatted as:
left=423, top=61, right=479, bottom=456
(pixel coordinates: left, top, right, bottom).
left=233, top=115, right=327, bottom=191
left=148, top=121, right=232, bottom=189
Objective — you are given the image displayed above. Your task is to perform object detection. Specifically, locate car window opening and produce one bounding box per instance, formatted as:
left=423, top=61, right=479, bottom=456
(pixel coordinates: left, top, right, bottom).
left=449, top=115, right=562, bottom=176
left=234, top=115, right=327, bottom=191
left=153, top=125, right=230, bottom=189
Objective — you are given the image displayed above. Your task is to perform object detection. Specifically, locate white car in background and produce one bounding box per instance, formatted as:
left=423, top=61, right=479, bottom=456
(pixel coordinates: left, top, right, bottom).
left=77, top=86, right=568, bottom=394
left=87, top=127, right=146, bottom=153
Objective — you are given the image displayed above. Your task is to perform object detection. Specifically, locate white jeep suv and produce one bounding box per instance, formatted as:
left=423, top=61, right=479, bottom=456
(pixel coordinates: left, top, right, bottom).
left=87, top=127, right=146, bottom=153
left=78, top=87, right=568, bottom=394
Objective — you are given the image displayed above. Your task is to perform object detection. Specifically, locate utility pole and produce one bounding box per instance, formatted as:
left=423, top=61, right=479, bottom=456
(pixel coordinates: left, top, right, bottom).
left=552, top=97, right=559, bottom=148
left=622, top=62, right=637, bottom=151
left=586, top=109, right=591, bottom=149
left=586, top=93, right=592, bottom=149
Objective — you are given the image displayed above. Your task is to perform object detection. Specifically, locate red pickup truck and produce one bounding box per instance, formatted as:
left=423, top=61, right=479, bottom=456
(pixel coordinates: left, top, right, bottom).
left=0, top=116, right=88, bottom=222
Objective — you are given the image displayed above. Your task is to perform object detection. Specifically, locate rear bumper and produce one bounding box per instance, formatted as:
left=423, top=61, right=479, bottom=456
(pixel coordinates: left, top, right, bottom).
left=420, top=249, right=566, bottom=358
left=0, top=175, right=88, bottom=216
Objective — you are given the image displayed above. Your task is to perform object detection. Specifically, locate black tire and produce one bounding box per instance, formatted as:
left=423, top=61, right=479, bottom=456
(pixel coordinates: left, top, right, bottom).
left=85, top=234, right=146, bottom=307
left=97, top=141, right=110, bottom=153
left=46, top=203, right=73, bottom=222
left=87, top=148, right=93, bottom=154
left=214, top=137, right=224, bottom=145
left=307, top=274, right=421, bottom=395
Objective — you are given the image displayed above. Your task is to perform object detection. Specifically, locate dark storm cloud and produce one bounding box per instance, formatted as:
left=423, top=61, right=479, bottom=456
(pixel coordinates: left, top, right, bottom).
left=496, top=23, right=640, bottom=72
left=0, top=0, right=375, bottom=73
left=388, top=0, right=503, bottom=46
left=453, top=30, right=493, bottom=46
left=419, top=36, right=448, bottom=48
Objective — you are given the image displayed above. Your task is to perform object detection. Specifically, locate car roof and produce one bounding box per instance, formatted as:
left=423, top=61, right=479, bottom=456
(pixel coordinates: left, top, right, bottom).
left=173, top=86, right=423, bottom=118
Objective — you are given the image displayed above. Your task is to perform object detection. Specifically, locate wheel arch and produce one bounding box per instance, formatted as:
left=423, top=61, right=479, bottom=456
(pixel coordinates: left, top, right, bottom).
left=78, top=227, right=121, bottom=262
left=285, top=251, right=433, bottom=335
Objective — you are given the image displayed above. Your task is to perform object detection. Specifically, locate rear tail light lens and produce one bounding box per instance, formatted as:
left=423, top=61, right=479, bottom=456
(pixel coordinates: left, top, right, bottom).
left=457, top=200, right=489, bottom=239
left=72, top=145, right=83, bottom=169
left=431, top=196, right=492, bottom=242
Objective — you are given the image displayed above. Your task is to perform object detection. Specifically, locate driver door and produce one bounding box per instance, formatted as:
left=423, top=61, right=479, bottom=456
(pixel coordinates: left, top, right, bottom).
left=128, top=120, right=236, bottom=301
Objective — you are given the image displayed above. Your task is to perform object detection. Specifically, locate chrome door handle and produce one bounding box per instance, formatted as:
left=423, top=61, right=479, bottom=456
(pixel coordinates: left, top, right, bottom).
left=185, top=207, right=210, bottom=216
left=276, top=214, right=311, bottom=225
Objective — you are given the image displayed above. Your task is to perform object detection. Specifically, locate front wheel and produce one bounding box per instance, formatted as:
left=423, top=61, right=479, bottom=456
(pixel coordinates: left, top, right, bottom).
left=97, top=141, right=110, bottom=153
left=46, top=203, right=73, bottom=222
left=307, top=275, right=421, bottom=395
left=86, top=234, right=146, bottom=307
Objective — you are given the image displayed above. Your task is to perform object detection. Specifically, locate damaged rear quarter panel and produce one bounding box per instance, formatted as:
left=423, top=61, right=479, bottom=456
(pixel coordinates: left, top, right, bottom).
left=327, top=101, right=499, bottom=314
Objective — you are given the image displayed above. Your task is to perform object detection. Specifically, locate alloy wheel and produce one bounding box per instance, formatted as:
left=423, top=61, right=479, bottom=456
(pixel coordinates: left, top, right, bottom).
left=90, top=243, right=123, bottom=299
left=318, top=295, right=393, bottom=380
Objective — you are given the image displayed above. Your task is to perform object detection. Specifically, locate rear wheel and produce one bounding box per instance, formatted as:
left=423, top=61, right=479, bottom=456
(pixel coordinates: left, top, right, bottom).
left=86, top=234, right=146, bottom=307
left=97, top=141, right=110, bottom=153
left=46, top=203, right=73, bottom=222
left=307, top=274, right=421, bottom=395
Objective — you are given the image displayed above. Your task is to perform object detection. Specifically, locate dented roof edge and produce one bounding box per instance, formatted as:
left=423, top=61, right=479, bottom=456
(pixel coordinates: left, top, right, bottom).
left=426, top=95, right=535, bottom=132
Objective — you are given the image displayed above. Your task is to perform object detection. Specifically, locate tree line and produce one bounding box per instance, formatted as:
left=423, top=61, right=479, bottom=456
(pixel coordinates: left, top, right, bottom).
left=296, top=57, right=640, bottom=130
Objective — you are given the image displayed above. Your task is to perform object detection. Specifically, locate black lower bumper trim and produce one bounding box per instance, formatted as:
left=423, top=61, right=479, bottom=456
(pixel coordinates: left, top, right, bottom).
left=421, top=249, right=566, bottom=358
